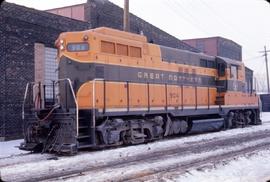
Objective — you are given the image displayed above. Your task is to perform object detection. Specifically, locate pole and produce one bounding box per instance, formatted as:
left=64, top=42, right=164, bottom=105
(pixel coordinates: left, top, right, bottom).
left=259, top=46, right=270, bottom=93
left=123, top=0, right=130, bottom=32
left=264, top=46, right=270, bottom=93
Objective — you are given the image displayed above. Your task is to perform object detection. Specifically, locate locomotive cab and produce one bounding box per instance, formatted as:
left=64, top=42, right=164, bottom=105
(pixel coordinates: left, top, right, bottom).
left=215, top=56, right=257, bottom=103
left=215, top=56, right=260, bottom=128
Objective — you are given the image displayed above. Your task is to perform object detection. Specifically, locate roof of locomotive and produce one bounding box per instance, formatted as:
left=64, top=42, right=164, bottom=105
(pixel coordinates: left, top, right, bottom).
left=57, top=27, right=147, bottom=44
left=216, top=56, right=243, bottom=66
left=88, top=27, right=148, bottom=43
left=159, top=45, right=218, bottom=67
left=160, top=45, right=215, bottom=60
left=59, top=27, right=244, bottom=67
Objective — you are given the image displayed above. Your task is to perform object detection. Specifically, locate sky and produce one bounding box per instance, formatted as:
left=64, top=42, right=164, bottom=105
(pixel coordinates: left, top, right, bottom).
left=4, top=0, right=270, bottom=90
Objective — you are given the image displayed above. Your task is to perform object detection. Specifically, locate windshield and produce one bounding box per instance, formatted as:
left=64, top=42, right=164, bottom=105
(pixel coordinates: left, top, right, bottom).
left=67, top=42, right=89, bottom=52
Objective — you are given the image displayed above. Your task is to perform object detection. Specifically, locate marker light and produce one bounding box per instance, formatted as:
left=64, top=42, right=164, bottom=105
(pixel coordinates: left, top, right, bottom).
left=60, top=45, right=64, bottom=50
left=83, top=35, right=89, bottom=41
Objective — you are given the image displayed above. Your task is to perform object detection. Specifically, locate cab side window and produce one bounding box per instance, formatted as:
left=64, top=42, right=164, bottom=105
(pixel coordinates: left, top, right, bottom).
left=230, top=65, right=238, bottom=80
left=218, top=63, right=225, bottom=77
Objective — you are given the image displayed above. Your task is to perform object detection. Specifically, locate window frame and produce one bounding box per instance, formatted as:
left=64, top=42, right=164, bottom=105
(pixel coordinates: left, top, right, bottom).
left=66, top=42, right=89, bottom=52
left=230, top=65, right=238, bottom=80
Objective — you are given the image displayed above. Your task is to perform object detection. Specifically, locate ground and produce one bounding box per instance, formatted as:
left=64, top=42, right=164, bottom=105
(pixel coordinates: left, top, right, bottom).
left=0, top=112, right=270, bottom=181
left=0, top=140, right=27, bottom=158
left=175, top=150, right=270, bottom=182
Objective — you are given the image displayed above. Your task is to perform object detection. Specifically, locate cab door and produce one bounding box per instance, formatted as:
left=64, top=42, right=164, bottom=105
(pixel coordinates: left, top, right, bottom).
left=230, top=65, right=238, bottom=91
left=216, top=58, right=227, bottom=92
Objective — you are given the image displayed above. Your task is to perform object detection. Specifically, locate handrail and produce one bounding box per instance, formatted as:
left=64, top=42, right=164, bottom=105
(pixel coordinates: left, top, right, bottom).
left=56, top=78, right=79, bottom=137
left=22, top=79, right=226, bottom=138
left=103, top=80, right=106, bottom=114
left=195, top=86, right=198, bottom=110
left=22, top=79, right=79, bottom=136
left=207, top=86, right=210, bottom=110
left=126, top=81, right=130, bottom=112
left=22, top=82, right=42, bottom=119
left=181, top=85, right=184, bottom=110
left=91, top=78, right=104, bottom=145
left=22, top=83, right=30, bottom=120
left=165, top=83, right=168, bottom=111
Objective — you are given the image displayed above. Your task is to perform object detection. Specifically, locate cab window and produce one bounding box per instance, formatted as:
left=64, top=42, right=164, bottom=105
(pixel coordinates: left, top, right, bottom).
left=230, top=65, right=238, bottom=80
left=67, top=42, right=89, bottom=52
left=218, top=63, right=225, bottom=77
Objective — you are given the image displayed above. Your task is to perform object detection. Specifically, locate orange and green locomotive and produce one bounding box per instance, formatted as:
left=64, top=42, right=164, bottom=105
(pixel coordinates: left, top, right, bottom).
left=20, top=27, right=261, bottom=154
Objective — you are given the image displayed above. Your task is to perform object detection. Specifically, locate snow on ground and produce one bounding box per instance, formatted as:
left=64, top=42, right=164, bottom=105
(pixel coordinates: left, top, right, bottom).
left=1, top=112, right=270, bottom=169
left=0, top=112, right=269, bottom=162
left=0, top=112, right=270, bottom=181
left=57, top=138, right=270, bottom=182
left=0, top=139, right=28, bottom=158
left=260, top=112, right=270, bottom=122
left=173, top=149, right=270, bottom=182
left=153, top=112, right=270, bottom=182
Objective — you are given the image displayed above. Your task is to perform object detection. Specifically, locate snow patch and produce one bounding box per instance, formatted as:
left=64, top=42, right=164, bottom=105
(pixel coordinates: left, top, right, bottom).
left=0, top=112, right=270, bottom=181
left=175, top=149, right=270, bottom=182
left=0, top=139, right=28, bottom=158
left=59, top=138, right=270, bottom=182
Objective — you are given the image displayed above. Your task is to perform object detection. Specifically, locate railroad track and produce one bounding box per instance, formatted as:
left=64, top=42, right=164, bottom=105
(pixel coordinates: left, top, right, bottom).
left=0, top=122, right=270, bottom=181
left=0, top=152, right=54, bottom=169
left=0, top=152, right=30, bottom=161
left=126, top=142, right=270, bottom=182
left=45, top=132, right=270, bottom=182
left=1, top=127, right=269, bottom=182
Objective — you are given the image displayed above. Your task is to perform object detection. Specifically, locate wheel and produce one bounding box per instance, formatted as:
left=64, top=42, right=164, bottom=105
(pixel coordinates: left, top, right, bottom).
left=179, top=120, right=189, bottom=134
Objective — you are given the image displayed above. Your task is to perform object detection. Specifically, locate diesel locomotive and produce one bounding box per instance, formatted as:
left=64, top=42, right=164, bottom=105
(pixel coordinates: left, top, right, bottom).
left=20, top=27, right=261, bottom=154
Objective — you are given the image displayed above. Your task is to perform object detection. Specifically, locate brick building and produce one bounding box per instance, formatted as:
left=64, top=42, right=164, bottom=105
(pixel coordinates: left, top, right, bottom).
left=0, top=0, right=198, bottom=140
left=0, top=2, right=89, bottom=140
left=183, top=37, right=242, bottom=61
left=46, top=0, right=198, bottom=51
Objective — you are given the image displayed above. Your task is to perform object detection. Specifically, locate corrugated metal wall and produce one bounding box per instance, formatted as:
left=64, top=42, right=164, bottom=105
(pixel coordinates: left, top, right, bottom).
left=260, top=94, right=270, bottom=112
